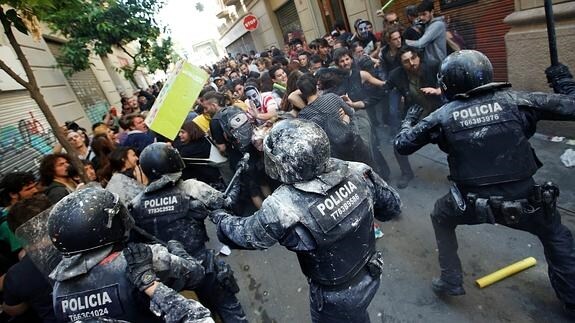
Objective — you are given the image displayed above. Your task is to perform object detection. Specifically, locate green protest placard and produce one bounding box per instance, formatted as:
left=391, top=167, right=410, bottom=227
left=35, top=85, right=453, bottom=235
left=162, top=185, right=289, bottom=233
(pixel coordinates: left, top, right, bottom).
left=145, top=60, right=209, bottom=140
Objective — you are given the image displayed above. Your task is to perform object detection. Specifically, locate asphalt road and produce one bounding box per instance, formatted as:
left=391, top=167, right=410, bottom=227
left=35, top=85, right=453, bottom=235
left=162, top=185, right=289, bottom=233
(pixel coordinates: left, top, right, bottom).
left=206, top=135, right=575, bottom=323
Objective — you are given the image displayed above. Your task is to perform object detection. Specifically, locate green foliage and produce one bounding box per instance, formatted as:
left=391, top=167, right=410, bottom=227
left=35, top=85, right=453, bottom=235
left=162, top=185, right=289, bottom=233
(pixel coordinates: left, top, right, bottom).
left=1, top=0, right=177, bottom=78
left=1, top=0, right=86, bottom=37
left=0, top=0, right=58, bottom=13
left=147, top=36, right=179, bottom=73
left=45, top=0, right=167, bottom=76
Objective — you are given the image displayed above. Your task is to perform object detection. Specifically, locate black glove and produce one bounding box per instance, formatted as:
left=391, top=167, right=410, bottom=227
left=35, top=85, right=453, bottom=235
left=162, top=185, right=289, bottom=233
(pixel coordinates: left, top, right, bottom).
left=123, top=243, right=158, bottom=291
left=237, top=153, right=250, bottom=173
left=189, top=200, right=209, bottom=220
left=209, top=209, right=229, bottom=224
left=167, top=240, right=194, bottom=263
left=224, top=182, right=242, bottom=209
left=404, top=104, right=424, bottom=126
left=546, top=63, right=573, bottom=83
left=545, top=63, right=574, bottom=93
left=215, top=260, right=240, bottom=294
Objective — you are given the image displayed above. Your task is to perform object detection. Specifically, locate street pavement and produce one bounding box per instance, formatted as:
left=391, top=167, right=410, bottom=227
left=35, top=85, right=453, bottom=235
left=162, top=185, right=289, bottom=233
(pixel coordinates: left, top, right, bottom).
left=206, top=134, right=575, bottom=323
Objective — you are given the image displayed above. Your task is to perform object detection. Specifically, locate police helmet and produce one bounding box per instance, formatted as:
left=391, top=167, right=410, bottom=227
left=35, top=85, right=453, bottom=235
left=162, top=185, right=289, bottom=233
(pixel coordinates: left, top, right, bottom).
left=438, top=50, right=494, bottom=100
left=263, top=119, right=330, bottom=184
left=48, top=187, right=133, bottom=256
left=139, top=142, right=185, bottom=182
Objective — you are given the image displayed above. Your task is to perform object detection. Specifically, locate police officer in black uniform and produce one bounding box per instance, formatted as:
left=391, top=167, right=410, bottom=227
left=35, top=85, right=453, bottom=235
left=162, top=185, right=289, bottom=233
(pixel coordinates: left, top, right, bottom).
left=209, top=119, right=402, bottom=323
left=124, top=243, right=215, bottom=323
left=394, top=50, right=575, bottom=313
left=130, top=143, right=247, bottom=323
left=48, top=187, right=206, bottom=322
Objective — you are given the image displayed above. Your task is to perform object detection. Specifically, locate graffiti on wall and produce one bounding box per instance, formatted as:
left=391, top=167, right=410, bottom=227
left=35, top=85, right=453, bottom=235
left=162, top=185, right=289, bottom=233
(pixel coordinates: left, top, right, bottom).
left=0, top=111, right=55, bottom=177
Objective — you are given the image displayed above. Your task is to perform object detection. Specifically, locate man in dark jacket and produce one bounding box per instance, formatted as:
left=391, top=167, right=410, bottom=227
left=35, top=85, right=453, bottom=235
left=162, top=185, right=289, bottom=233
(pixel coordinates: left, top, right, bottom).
left=384, top=46, right=444, bottom=188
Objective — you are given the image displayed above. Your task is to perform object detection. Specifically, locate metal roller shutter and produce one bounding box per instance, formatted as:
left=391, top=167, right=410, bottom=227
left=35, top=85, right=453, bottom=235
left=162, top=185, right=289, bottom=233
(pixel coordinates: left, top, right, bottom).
left=46, top=40, right=110, bottom=125
left=276, top=0, right=302, bottom=37
left=381, top=0, right=514, bottom=81
left=226, top=32, right=257, bottom=57
left=0, top=91, right=56, bottom=177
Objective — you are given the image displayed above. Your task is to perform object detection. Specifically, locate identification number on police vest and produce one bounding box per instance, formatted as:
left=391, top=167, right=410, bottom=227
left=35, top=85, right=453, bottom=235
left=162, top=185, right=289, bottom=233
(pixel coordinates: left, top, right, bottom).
left=143, top=195, right=182, bottom=216
left=452, top=102, right=503, bottom=130
left=310, top=180, right=366, bottom=233
left=56, top=284, right=123, bottom=321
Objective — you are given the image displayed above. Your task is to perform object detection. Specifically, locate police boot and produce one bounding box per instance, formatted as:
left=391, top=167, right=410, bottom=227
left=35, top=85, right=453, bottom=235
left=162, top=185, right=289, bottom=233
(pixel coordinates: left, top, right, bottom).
left=431, top=278, right=465, bottom=296
left=396, top=172, right=414, bottom=189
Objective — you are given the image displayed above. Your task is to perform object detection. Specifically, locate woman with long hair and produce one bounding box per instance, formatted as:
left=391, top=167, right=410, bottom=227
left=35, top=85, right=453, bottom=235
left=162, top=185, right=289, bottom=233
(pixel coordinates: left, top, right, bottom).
left=90, top=133, right=116, bottom=172
left=39, top=153, right=77, bottom=204
left=173, top=121, right=222, bottom=186
left=279, top=70, right=304, bottom=112
left=102, top=147, right=147, bottom=204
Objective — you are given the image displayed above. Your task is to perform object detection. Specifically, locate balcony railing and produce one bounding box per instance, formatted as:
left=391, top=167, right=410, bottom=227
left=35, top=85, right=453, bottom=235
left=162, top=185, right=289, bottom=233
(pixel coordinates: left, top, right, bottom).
left=224, top=0, right=240, bottom=6
left=216, top=8, right=232, bottom=19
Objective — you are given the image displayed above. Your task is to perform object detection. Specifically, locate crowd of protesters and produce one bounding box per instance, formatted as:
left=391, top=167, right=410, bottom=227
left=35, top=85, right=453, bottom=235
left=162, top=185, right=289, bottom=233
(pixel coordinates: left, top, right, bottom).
left=197, top=0, right=452, bottom=190
left=0, top=0, right=466, bottom=321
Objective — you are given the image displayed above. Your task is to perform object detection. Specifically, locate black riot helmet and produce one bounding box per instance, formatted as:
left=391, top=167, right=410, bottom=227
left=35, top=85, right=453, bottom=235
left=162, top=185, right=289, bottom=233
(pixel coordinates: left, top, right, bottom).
left=438, top=50, right=494, bottom=100
left=264, top=119, right=330, bottom=184
left=139, top=142, right=185, bottom=181
left=48, top=187, right=133, bottom=256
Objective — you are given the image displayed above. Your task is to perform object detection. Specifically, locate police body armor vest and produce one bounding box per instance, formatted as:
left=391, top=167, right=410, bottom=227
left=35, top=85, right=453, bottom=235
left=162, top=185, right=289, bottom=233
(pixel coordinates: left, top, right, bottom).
left=441, top=91, right=539, bottom=187
left=132, top=184, right=208, bottom=256
left=53, top=252, right=161, bottom=323
left=288, top=172, right=375, bottom=286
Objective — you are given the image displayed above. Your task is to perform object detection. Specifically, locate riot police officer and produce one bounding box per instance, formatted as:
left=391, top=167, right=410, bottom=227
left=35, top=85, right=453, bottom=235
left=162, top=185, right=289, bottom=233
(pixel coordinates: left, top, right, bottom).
left=124, top=243, right=215, bottom=323
left=131, top=143, right=247, bottom=323
left=394, top=50, right=575, bottom=313
left=48, top=187, right=206, bottom=322
left=209, top=119, right=402, bottom=323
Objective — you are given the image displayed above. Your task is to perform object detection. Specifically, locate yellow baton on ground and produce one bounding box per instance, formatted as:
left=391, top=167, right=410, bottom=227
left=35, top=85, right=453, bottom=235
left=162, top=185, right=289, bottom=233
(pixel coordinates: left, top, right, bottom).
left=475, top=257, right=537, bottom=288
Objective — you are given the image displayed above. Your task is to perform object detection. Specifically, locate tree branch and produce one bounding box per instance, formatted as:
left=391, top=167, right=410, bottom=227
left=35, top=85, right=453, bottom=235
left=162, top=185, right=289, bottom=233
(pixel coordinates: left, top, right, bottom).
left=0, top=57, right=31, bottom=90
left=1, top=7, right=39, bottom=91
left=119, top=44, right=136, bottom=59
left=0, top=7, right=89, bottom=183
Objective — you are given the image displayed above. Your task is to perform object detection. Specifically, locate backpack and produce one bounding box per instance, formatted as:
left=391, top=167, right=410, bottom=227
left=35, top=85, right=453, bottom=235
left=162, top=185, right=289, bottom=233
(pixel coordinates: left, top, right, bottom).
left=216, top=106, right=255, bottom=153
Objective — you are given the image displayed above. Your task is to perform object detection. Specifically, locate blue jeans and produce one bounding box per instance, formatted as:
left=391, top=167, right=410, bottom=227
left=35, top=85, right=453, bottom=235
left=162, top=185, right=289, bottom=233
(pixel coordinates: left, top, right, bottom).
left=309, top=272, right=380, bottom=323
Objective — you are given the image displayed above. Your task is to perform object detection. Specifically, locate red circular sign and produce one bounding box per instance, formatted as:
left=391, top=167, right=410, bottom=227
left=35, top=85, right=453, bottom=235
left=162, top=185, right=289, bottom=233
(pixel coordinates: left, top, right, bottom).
left=243, top=14, right=259, bottom=31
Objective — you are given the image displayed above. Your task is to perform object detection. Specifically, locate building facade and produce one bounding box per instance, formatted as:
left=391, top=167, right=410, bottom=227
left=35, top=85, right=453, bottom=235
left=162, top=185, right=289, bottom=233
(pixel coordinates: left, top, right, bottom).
left=216, top=0, right=575, bottom=136
left=0, top=9, right=147, bottom=176
left=217, top=0, right=383, bottom=56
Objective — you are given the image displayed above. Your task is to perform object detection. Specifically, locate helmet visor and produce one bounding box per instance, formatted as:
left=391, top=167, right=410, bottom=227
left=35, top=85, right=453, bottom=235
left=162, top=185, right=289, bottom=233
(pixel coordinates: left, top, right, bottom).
left=15, top=207, right=62, bottom=280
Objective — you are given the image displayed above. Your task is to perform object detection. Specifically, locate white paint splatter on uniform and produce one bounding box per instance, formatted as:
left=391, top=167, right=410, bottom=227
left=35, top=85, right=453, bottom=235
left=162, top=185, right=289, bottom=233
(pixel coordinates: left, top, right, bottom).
left=472, top=127, right=489, bottom=140
left=179, top=179, right=225, bottom=209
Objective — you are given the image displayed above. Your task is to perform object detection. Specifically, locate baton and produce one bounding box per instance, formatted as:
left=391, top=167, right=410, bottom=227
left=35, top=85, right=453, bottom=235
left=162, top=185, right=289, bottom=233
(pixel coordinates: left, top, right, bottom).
left=381, top=0, right=395, bottom=12
left=544, top=0, right=559, bottom=66
left=224, top=153, right=250, bottom=197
